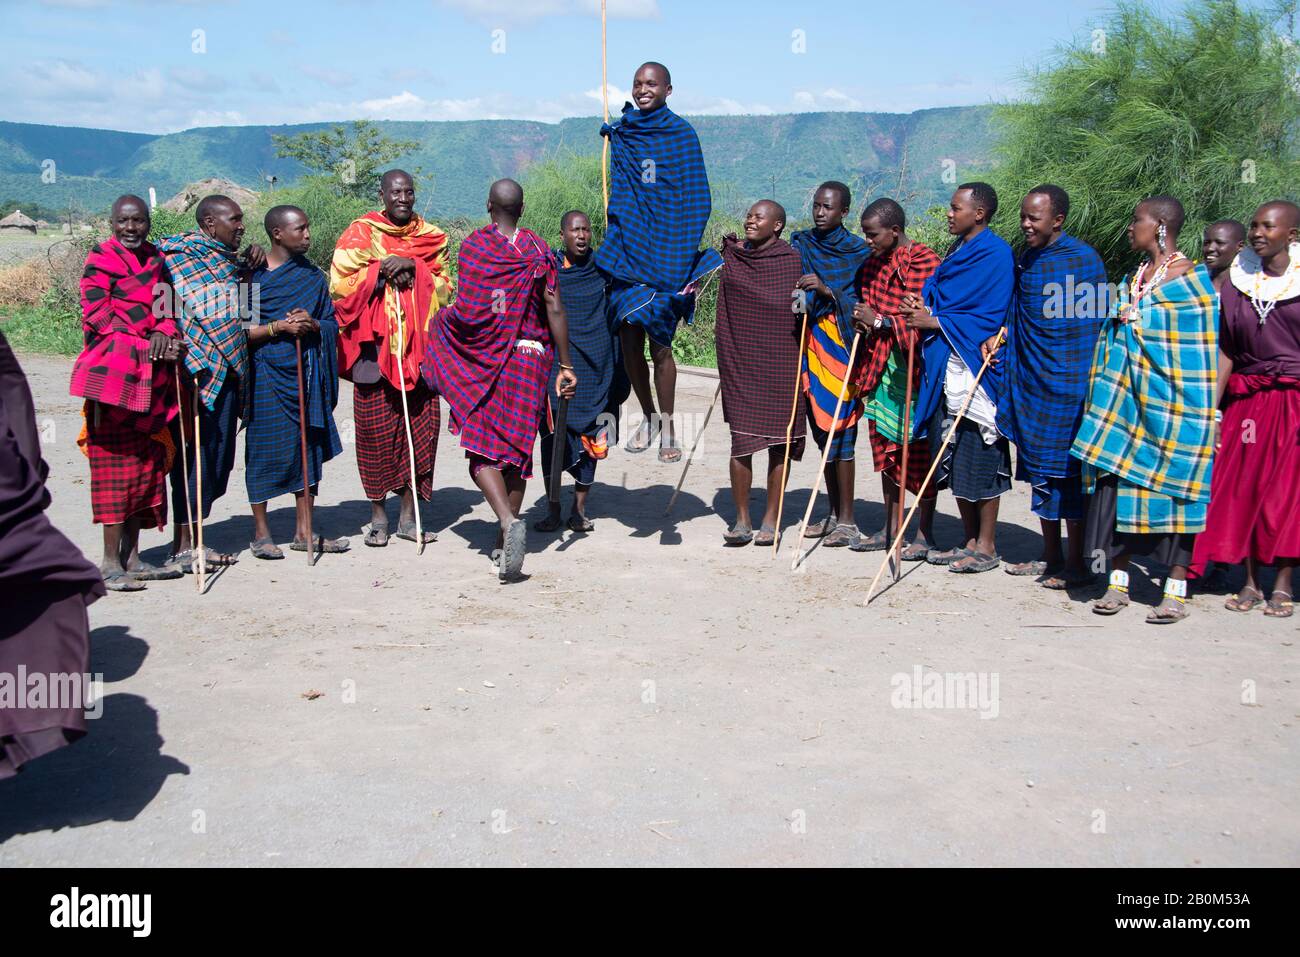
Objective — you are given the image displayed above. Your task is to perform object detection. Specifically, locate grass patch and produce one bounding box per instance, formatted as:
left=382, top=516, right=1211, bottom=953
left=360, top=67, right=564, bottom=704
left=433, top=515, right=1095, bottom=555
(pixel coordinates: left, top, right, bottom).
left=0, top=300, right=83, bottom=356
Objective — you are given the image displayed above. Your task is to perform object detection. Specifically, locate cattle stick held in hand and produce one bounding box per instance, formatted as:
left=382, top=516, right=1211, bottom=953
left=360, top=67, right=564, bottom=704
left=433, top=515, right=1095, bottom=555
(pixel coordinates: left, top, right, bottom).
left=772, top=313, right=810, bottom=559
left=600, top=0, right=609, bottom=227
left=295, top=336, right=314, bottom=567
left=894, top=332, right=916, bottom=581
left=193, top=383, right=206, bottom=593
left=791, top=332, right=861, bottom=571
left=393, top=290, right=424, bottom=555
left=864, top=329, right=1005, bottom=606
left=175, top=373, right=196, bottom=584
left=665, top=382, right=721, bottom=516
left=548, top=393, right=570, bottom=506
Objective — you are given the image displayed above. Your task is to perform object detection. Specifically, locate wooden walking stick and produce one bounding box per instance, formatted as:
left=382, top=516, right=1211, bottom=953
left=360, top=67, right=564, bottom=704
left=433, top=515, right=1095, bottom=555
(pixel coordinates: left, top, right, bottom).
left=864, top=330, right=1004, bottom=606
left=893, top=332, right=916, bottom=581
left=772, top=313, right=810, bottom=559
left=548, top=392, right=570, bottom=508
left=600, top=0, right=609, bottom=228
left=392, top=289, right=425, bottom=555
left=174, top=372, right=196, bottom=578
left=295, top=337, right=314, bottom=566
left=664, top=382, right=721, bottom=516
left=791, top=332, right=862, bottom=571
left=193, top=382, right=206, bottom=593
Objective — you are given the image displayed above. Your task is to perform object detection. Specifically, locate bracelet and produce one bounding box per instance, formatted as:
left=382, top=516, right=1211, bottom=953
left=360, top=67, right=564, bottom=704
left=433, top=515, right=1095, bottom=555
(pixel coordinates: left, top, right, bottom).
left=558, top=363, right=574, bottom=371
left=270, top=321, right=278, bottom=338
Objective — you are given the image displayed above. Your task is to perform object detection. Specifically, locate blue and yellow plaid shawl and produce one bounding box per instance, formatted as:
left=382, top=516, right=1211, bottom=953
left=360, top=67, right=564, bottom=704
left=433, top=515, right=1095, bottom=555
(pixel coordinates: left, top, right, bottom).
left=594, top=103, right=722, bottom=346
left=1071, top=263, right=1218, bottom=533
left=997, top=234, right=1108, bottom=480
left=158, top=230, right=250, bottom=413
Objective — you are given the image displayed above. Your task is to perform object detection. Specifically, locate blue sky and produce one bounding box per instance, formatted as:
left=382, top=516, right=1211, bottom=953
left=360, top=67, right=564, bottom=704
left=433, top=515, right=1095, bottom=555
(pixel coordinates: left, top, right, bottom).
left=6, top=0, right=1137, bottom=133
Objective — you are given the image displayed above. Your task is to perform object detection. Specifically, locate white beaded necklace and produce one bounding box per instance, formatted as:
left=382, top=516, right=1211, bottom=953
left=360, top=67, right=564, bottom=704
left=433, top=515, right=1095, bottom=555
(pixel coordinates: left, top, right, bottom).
left=1230, top=242, right=1300, bottom=326
left=1125, top=251, right=1185, bottom=322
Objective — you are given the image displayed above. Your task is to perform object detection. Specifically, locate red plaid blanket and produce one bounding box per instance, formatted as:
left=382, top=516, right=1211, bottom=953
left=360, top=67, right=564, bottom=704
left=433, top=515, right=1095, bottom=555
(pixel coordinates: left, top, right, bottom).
left=69, top=236, right=178, bottom=433
left=855, top=240, right=941, bottom=394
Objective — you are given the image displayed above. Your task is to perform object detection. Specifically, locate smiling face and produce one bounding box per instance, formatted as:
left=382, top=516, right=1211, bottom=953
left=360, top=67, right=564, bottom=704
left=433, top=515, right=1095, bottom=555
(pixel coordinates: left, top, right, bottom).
left=744, top=201, right=784, bottom=246
left=203, top=200, right=245, bottom=251
left=947, top=188, right=982, bottom=237
left=1020, top=193, right=1061, bottom=250
left=860, top=214, right=899, bottom=256
left=561, top=212, right=591, bottom=260
left=111, top=197, right=150, bottom=250
left=1247, top=203, right=1299, bottom=262
left=632, top=64, right=671, bottom=112
left=273, top=209, right=311, bottom=256
left=380, top=172, right=415, bottom=226
left=811, top=187, right=847, bottom=232
left=1202, top=223, right=1244, bottom=273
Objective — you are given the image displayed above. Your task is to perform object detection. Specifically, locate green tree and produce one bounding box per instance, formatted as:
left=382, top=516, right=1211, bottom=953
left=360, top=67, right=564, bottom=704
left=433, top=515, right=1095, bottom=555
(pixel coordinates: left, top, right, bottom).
left=989, top=0, right=1299, bottom=277
left=271, top=120, right=420, bottom=198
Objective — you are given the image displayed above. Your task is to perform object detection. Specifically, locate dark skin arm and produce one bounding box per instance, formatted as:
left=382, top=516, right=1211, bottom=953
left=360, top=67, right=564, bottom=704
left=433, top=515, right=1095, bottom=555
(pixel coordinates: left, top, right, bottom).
left=147, top=332, right=185, bottom=362
left=247, top=307, right=318, bottom=346
left=379, top=256, right=417, bottom=290
left=241, top=243, right=268, bottom=272
left=543, top=285, right=578, bottom=398
left=897, top=292, right=941, bottom=331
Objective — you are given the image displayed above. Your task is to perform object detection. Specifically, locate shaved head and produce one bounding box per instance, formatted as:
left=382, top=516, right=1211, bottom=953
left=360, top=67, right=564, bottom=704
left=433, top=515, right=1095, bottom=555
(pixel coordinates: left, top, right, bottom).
left=488, top=178, right=524, bottom=217
left=112, top=194, right=148, bottom=218
left=195, top=194, right=238, bottom=228
left=1139, top=194, right=1185, bottom=234
left=380, top=169, right=413, bottom=191
left=1259, top=200, right=1300, bottom=231
left=637, top=61, right=671, bottom=86
left=264, top=204, right=306, bottom=237
left=751, top=199, right=786, bottom=224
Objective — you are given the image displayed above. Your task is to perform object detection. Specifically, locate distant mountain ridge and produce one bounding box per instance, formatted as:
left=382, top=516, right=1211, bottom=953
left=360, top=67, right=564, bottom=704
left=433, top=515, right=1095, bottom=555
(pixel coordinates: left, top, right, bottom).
left=0, top=106, right=999, bottom=220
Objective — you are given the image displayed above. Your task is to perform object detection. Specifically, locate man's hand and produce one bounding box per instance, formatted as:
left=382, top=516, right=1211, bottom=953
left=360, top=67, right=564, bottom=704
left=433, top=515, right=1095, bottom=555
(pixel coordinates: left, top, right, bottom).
left=556, top=368, right=578, bottom=399
left=148, top=331, right=179, bottom=362
left=379, top=256, right=416, bottom=290
left=898, top=299, right=940, bottom=331
left=242, top=243, right=267, bottom=271
left=795, top=273, right=832, bottom=300
left=852, top=301, right=878, bottom=337
left=279, top=307, right=319, bottom=338
left=980, top=331, right=1005, bottom=365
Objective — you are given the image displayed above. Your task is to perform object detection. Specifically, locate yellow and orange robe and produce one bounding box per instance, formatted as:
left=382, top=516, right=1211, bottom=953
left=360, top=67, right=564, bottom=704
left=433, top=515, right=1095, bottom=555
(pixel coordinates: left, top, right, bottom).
left=329, top=211, right=453, bottom=501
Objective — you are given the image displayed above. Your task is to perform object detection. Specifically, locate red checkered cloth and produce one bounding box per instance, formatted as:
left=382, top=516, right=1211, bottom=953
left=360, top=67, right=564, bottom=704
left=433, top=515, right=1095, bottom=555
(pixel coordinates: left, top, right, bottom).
left=80, top=403, right=173, bottom=527
left=422, top=225, right=556, bottom=477
left=715, top=235, right=807, bottom=459
left=854, top=240, right=941, bottom=395
left=867, top=420, right=934, bottom=497
left=352, top=379, right=439, bottom=501
left=69, top=236, right=178, bottom=433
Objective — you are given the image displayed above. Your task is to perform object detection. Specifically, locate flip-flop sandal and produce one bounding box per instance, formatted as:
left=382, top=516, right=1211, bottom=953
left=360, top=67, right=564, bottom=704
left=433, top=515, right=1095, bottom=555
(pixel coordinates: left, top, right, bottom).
left=566, top=514, right=595, bottom=534
left=500, top=519, right=527, bottom=581
left=657, top=445, right=682, bottom=463
left=1092, top=588, right=1130, bottom=616
left=1042, top=569, right=1093, bottom=591
left=534, top=513, right=564, bottom=533
left=364, top=524, right=389, bottom=547
left=624, top=424, right=654, bottom=454
left=126, top=561, right=184, bottom=580
left=291, top=535, right=350, bottom=553
left=103, top=569, right=147, bottom=592
left=926, top=546, right=969, bottom=566
left=822, top=524, right=861, bottom=548
left=1005, top=560, right=1053, bottom=577
left=1224, top=588, right=1265, bottom=612
left=1146, top=599, right=1190, bottom=624
left=250, top=536, right=284, bottom=560
left=1264, top=591, right=1294, bottom=618
left=901, top=542, right=930, bottom=562
left=752, top=526, right=776, bottom=547
left=803, top=516, right=836, bottom=539
left=951, top=551, right=1000, bottom=573
left=166, top=548, right=237, bottom=573
left=848, top=529, right=889, bottom=553
left=723, top=524, right=754, bottom=546
left=395, top=523, right=437, bottom=544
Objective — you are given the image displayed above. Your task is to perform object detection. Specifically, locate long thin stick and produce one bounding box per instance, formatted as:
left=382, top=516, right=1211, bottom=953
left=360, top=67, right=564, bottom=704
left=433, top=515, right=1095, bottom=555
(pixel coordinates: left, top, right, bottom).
left=393, top=290, right=424, bottom=555
left=174, top=372, right=195, bottom=575
left=600, top=0, right=610, bottom=227
left=772, top=313, right=810, bottom=559
left=548, top=393, right=570, bottom=506
left=791, top=332, right=861, bottom=571
left=193, top=383, right=206, bottom=593
left=894, top=333, right=916, bottom=581
left=864, top=331, right=1004, bottom=605
left=664, top=382, right=720, bottom=515
left=295, top=337, right=314, bottom=567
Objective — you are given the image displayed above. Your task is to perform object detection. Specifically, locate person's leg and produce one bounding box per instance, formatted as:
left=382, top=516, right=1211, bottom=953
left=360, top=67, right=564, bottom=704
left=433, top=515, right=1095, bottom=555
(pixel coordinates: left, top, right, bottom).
left=648, top=338, right=678, bottom=457
left=759, top=446, right=784, bottom=531
left=880, top=475, right=899, bottom=541
left=835, top=459, right=856, bottom=529
left=101, top=523, right=125, bottom=576
left=572, top=483, right=591, bottom=520
left=473, top=464, right=515, bottom=539
left=1267, top=559, right=1295, bottom=617
left=620, top=324, right=655, bottom=450
left=1064, top=520, right=1085, bottom=572
left=250, top=502, right=272, bottom=542
left=915, top=496, right=938, bottom=548
left=956, top=498, right=980, bottom=551
left=729, top=454, right=754, bottom=532
left=120, top=518, right=142, bottom=569
left=370, top=495, right=388, bottom=532
left=1039, top=519, right=1064, bottom=567
left=294, top=489, right=314, bottom=542
left=395, top=484, right=433, bottom=542
left=976, top=496, right=999, bottom=556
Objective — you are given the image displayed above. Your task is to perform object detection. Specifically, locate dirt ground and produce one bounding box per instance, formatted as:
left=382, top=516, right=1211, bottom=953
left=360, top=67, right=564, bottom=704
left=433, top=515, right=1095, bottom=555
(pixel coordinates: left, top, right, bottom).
left=2, top=352, right=1296, bottom=867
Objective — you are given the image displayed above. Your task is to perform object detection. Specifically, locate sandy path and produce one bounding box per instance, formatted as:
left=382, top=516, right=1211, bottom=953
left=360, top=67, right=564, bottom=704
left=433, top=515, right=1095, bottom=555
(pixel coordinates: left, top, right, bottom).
left=1, top=353, right=1296, bottom=866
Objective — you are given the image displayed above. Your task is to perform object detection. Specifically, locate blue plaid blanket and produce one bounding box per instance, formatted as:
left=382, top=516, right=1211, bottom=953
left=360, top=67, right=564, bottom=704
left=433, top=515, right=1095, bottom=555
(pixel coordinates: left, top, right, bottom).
left=1072, top=263, right=1218, bottom=526
left=913, top=227, right=1015, bottom=440
left=996, top=234, right=1108, bottom=480
left=789, top=224, right=869, bottom=343
left=594, top=103, right=721, bottom=346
